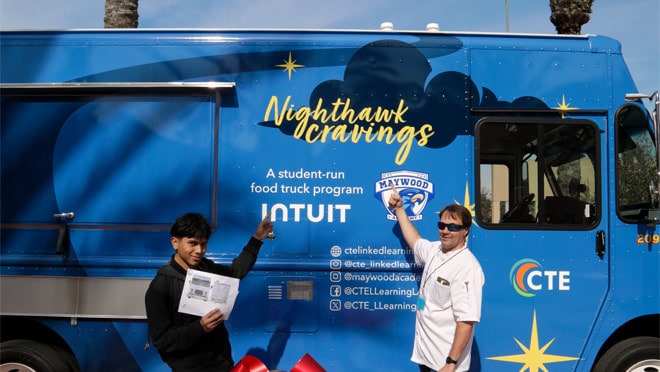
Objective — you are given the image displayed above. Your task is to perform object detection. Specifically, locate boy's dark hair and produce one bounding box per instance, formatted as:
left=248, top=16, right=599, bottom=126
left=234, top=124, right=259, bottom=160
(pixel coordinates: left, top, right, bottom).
left=170, top=213, right=212, bottom=239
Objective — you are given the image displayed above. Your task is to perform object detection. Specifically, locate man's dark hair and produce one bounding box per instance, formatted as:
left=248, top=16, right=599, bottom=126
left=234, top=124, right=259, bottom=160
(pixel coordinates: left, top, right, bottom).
left=170, top=213, right=212, bottom=239
left=438, top=204, right=472, bottom=229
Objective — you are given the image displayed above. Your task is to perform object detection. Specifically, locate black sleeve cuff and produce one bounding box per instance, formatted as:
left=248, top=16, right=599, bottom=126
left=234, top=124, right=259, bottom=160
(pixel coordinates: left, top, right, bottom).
left=245, top=236, right=263, bottom=255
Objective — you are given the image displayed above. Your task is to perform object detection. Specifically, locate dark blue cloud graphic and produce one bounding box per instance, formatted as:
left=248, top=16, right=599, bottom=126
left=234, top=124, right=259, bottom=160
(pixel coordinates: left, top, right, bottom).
left=259, top=39, right=548, bottom=149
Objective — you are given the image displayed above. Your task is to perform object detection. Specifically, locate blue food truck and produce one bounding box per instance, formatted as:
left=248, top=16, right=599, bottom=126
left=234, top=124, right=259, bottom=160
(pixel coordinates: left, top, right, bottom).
left=1, top=27, right=658, bottom=371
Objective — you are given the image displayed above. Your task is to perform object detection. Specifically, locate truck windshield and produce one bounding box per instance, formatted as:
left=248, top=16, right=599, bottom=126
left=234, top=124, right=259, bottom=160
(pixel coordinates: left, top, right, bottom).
left=615, top=104, right=658, bottom=222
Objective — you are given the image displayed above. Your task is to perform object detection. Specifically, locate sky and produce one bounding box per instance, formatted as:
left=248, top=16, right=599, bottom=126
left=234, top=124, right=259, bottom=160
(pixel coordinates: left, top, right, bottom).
left=0, top=0, right=658, bottom=105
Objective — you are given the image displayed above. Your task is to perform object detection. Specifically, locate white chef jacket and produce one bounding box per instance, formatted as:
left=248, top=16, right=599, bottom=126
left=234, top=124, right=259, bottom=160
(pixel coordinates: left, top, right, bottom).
left=411, top=239, right=484, bottom=371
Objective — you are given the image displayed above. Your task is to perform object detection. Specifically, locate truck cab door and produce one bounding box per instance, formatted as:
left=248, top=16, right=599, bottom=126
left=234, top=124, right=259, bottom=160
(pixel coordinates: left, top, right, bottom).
left=474, top=116, right=609, bottom=371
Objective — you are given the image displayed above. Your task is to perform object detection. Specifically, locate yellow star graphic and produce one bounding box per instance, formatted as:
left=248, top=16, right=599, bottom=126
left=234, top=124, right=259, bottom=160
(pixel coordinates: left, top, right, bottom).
left=487, top=310, right=580, bottom=371
left=453, top=183, right=477, bottom=241
left=554, top=95, right=579, bottom=118
left=276, top=52, right=304, bottom=80
left=455, top=182, right=476, bottom=221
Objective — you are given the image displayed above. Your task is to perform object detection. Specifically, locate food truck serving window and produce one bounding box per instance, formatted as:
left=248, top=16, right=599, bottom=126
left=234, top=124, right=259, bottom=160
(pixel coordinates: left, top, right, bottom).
left=1, top=82, right=234, bottom=227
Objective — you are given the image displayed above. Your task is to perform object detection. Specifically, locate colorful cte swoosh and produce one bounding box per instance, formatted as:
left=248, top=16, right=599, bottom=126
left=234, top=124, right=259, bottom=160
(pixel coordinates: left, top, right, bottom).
left=510, top=259, right=541, bottom=297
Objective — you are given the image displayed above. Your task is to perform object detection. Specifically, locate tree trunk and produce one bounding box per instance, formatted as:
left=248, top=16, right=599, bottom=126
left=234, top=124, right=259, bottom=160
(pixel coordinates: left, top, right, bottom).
left=549, top=0, right=593, bottom=35
left=104, top=0, right=139, bottom=28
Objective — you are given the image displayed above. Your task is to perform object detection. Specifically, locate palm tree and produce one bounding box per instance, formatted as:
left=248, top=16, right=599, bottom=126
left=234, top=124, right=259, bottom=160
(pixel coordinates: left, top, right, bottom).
left=549, top=0, right=594, bottom=34
left=104, top=0, right=139, bottom=28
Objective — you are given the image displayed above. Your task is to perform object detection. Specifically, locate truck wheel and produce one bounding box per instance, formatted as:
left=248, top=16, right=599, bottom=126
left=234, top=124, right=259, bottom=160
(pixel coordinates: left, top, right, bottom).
left=49, top=343, right=81, bottom=372
left=592, top=336, right=660, bottom=372
left=0, top=339, right=72, bottom=372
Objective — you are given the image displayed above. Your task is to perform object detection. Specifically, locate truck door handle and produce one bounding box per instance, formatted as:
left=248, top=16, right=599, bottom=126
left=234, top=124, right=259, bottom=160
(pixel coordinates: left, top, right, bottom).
left=56, top=223, right=69, bottom=255
left=596, top=230, right=605, bottom=259
left=53, top=212, right=75, bottom=219
left=53, top=211, right=74, bottom=255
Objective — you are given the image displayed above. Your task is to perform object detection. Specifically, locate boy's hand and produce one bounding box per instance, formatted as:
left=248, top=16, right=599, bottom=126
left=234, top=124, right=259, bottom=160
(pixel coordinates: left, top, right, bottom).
left=200, top=308, right=224, bottom=333
left=253, top=212, right=274, bottom=240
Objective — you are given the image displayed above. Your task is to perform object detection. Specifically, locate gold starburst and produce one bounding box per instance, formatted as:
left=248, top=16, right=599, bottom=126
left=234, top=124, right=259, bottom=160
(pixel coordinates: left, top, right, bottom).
left=452, top=183, right=477, bottom=242
left=276, top=52, right=304, bottom=80
left=487, top=310, right=580, bottom=371
left=554, top=95, right=579, bottom=118
left=455, top=182, right=476, bottom=220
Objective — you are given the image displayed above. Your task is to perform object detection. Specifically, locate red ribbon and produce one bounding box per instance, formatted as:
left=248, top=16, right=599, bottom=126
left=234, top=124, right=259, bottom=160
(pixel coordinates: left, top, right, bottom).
left=290, top=353, right=326, bottom=372
left=230, top=355, right=269, bottom=372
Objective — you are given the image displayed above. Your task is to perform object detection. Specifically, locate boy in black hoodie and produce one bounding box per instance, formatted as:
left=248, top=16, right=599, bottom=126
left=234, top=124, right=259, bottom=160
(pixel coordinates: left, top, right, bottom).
left=145, top=212, right=273, bottom=372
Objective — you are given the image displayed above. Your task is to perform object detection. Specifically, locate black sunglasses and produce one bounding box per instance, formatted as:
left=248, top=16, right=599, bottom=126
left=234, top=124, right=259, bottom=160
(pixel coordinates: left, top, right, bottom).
left=437, top=222, right=464, bottom=232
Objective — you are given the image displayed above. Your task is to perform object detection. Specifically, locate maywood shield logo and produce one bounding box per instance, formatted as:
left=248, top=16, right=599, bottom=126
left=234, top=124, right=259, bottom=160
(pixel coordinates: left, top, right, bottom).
left=375, top=170, right=434, bottom=221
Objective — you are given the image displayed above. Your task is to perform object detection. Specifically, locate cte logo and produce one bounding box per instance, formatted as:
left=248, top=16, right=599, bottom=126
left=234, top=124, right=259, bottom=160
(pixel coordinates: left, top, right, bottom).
left=510, top=259, right=571, bottom=297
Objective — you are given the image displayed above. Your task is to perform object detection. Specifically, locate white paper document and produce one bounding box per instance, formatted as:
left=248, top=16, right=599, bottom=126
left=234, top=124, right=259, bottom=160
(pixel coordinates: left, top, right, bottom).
left=178, top=269, right=240, bottom=319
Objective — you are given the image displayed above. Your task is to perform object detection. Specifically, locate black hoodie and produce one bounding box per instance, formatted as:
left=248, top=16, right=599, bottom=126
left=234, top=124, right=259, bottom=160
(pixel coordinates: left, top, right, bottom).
left=145, top=237, right=262, bottom=372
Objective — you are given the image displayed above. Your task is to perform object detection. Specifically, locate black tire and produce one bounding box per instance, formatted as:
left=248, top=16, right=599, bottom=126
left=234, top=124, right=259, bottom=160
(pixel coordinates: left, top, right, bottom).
left=0, top=339, right=72, bottom=372
left=592, top=336, right=660, bottom=372
left=50, top=343, right=81, bottom=372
